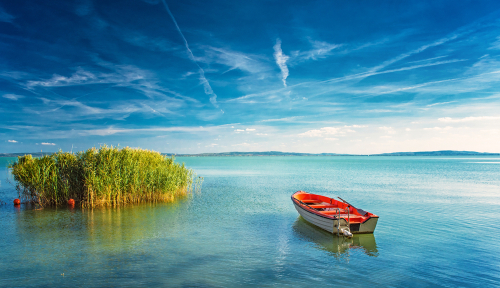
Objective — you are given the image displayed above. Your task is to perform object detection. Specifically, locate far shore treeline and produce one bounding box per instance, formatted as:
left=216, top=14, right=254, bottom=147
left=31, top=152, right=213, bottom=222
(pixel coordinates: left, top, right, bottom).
left=1, top=150, right=499, bottom=158
left=9, top=146, right=198, bottom=207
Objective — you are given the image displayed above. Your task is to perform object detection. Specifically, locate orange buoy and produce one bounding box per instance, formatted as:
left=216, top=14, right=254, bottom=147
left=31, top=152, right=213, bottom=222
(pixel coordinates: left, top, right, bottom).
left=68, top=199, right=75, bottom=206
left=14, top=199, right=21, bottom=205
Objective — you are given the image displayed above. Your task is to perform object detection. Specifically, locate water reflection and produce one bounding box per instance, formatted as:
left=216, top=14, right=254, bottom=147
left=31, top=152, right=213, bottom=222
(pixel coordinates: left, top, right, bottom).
left=292, top=217, right=378, bottom=258
left=13, top=201, right=188, bottom=256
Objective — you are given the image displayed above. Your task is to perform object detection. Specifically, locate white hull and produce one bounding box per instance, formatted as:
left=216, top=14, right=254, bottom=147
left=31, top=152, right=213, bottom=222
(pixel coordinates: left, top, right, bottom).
left=293, top=202, right=378, bottom=234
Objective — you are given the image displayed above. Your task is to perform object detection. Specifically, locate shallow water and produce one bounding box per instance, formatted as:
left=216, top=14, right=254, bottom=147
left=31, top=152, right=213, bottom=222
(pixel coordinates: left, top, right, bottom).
left=1, top=156, right=499, bottom=287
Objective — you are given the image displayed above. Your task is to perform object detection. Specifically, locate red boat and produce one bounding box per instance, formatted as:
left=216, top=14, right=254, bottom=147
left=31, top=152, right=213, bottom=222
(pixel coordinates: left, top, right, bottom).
left=291, top=191, right=379, bottom=237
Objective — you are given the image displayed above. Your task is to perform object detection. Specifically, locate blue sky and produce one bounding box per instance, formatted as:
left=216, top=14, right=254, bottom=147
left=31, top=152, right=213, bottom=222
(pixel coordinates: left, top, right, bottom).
left=1, top=0, right=500, bottom=154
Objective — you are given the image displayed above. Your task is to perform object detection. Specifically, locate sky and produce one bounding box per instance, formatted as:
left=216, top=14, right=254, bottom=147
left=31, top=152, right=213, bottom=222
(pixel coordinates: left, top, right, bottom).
left=1, top=0, right=500, bottom=154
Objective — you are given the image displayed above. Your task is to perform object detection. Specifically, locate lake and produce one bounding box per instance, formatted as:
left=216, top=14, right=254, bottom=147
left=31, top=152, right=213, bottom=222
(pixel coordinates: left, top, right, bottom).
left=1, top=156, right=499, bottom=287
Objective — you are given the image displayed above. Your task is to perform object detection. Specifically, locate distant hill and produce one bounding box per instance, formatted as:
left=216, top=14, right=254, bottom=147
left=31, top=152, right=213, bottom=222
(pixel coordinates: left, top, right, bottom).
left=373, top=150, right=500, bottom=156
left=162, top=151, right=346, bottom=157
left=0, top=152, right=52, bottom=158
left=2, top=150, right=499, bottom=158
left=162, top=150, right=500, bottom=157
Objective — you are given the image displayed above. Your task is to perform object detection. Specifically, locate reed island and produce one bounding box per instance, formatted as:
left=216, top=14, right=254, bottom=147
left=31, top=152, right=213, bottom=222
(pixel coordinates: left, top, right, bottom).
left=10, top=146, right=196, bottom=207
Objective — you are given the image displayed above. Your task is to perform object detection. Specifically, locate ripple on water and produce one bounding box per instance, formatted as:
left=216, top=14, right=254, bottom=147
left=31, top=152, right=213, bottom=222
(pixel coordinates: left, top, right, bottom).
left=0, top=156, right=500, bottom=287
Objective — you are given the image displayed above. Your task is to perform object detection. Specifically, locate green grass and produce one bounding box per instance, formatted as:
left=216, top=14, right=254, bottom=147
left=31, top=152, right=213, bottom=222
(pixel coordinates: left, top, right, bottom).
left=9, top=146, right=199, bottom=207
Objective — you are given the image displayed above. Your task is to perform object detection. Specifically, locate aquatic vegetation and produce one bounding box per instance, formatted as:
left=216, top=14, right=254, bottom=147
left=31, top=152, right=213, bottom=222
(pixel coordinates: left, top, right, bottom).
left=9, top=146, right=197, bottom=207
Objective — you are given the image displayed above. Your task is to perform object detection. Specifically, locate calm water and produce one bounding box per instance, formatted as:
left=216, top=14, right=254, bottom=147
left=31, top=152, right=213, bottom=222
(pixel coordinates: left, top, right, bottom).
left=0, top=156, right=499, bottom=287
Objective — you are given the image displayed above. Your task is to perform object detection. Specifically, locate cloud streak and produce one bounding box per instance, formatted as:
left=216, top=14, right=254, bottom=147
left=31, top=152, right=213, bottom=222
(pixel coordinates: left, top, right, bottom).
left=0, top=5, right=15, bottom=23
left=273, top=39, right=289, bottom=87
left=161, top=0, right=220, bottom=109
left=3, top=94, right=24, bottom=100
left=298, top=126, right=356, bottom=137
left=439, top=116, right=500, bottom=122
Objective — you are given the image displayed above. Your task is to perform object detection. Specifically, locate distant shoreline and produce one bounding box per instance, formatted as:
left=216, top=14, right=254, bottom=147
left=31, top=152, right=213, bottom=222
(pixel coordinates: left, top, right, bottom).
left=1, top=150, right=499, bottom=158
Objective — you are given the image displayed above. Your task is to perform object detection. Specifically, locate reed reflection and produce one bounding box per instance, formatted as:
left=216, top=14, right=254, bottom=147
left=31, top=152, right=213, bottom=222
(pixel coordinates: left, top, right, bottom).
left=13, top=201, right=188, bottom=257
left=292, top=217, right=378, bottom=258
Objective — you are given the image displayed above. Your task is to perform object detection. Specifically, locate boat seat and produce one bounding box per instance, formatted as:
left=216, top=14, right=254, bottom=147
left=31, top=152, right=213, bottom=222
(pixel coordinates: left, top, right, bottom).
left=301, top=199, right=323, bottom=203
left=320, top=210, right=345, bottom=214
left=308, top=204, right=337, bottom=208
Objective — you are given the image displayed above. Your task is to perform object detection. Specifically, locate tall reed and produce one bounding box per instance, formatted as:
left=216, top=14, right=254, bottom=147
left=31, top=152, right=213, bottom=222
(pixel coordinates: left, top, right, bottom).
left=10, top=146, right=196, bottom=207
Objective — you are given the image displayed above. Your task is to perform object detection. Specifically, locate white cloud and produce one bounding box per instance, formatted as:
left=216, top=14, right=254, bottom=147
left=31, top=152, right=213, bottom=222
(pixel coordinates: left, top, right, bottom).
left=234, top=128, right=255, bottom=133
left=8, top=140, right=17, bottom=143
left=299, top=126, right=357, bottom=137
left=299, top=127, right=340, bottom=137
left=406, top=128, right=411, bottom=131
left=291, top=40, right=341, bottom=62
left=427, top=101, right=456, bottom=107
left=27, top=69, right=100, bottom=88
left=66, top=126, right=216, bottom=137
left=3, top=94, right=24, bottom=101
left=489, top=36, right=500, bottom=50
left=379, top=126, right=396, bottom=134
left=41, top=142, right=56, bottom=145
left=232, top=142, right=251, bottom=147
left=438, top=116, right=500, bottom=122
left=423, top=126, right=453, bottom=131
left=260, top=116, right=303, bottom=123
left=203, top=46, right=268, bottom=74
left=273, top=39, right=290, bottom=87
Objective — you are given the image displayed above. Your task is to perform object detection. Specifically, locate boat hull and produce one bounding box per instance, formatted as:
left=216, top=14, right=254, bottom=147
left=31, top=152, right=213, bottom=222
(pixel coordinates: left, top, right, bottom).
left=293, top=201, right=378, bottom=234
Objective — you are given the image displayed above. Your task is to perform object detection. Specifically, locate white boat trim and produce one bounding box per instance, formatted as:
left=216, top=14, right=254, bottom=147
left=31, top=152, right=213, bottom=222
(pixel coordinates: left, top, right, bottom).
left=292, top=194, right=378, bottom=234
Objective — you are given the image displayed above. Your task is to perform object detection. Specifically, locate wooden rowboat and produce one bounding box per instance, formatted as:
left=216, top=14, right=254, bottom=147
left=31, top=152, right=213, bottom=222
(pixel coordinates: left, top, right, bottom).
left=291, top=191, right=379, bottom=237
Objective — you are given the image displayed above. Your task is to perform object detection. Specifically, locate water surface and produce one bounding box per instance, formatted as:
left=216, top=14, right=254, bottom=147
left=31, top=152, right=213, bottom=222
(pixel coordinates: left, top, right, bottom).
left=1, top=156, right=499, bottom=287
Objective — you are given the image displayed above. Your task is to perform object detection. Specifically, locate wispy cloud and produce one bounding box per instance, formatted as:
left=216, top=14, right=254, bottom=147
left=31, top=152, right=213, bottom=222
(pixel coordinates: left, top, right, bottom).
left=8, top=140, right=17, bottom=143
left=298, top=126, right=355, bottom=137
left=79, top=125, right=218, bottom=136
left=3, top=94, right=24, bottom=100
left=41, top=142, right=56, bottom=145
left=406, top=55, right=448, bottom=65
left=427, top=101, right=457, bottom=107
left=423, top=126, right=453, bottom=131
left=260, top=116, right=304, bottom=122
left=202, top=46, right=270, bottom=74
left=488, top=36, right=500, bottom=50
left=0, top=5, right=15, bottom=23
left=161, top=0, right=220, bottom=109
left=120, top=29, right=179, bottom=53
left=25, top=66, right=144, bottom=89
left=273, top=39, right=289, bottom=87
left=320, top=59, right=467, bottom=85
left=234, top=128, right=256, bottom=133
left=290, top=39, right=341, bottom=63
left=379, top=126, right=396, bottom=134
left=438, top=116, right=500, bottom=122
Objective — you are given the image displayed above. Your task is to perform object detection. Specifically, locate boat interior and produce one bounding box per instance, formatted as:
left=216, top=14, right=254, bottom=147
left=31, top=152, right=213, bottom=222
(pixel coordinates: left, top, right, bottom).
left=293, top=191, right=373, bottom=223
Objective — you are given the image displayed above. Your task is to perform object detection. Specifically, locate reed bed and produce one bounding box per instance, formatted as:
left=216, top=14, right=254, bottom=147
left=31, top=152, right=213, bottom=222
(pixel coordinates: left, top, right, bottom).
left=10, top=146, right=197, bottom=207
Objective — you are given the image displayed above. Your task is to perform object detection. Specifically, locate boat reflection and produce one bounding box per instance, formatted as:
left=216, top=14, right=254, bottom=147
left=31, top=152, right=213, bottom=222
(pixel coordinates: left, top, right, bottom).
left=292, top=217, right=379, bottom=258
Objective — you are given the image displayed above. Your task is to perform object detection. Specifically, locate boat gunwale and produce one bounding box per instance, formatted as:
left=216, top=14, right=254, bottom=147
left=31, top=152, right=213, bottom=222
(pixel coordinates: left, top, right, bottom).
left=291, top=191, right=378, bottom=225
